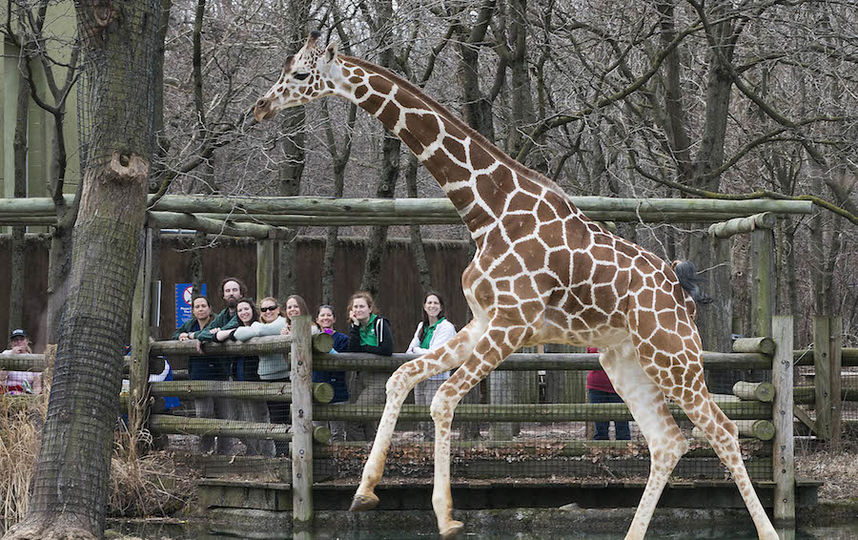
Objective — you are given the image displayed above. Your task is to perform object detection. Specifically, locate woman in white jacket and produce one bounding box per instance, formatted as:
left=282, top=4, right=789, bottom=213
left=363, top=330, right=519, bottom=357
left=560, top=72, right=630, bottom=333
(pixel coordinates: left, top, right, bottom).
left=406, top=291, right=456, bottom=440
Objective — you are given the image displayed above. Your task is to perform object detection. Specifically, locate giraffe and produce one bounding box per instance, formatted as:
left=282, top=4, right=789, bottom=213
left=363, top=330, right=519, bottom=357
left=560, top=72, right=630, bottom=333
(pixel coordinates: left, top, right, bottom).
left=253, top=32, right=779, bottom=540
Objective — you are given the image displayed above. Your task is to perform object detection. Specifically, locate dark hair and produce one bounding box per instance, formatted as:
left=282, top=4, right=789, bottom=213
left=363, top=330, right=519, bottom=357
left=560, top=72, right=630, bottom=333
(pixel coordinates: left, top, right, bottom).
left=418, top=291, right=446, bottom=343
left=220, top=277, right=247, bottom=298
left=191, top=295, right=213, bottom=323
left=285, top=294, right=310, bottom=322
left=313, top=304, right=336, bottom=331
left=235, top=297, right=259, bottom=326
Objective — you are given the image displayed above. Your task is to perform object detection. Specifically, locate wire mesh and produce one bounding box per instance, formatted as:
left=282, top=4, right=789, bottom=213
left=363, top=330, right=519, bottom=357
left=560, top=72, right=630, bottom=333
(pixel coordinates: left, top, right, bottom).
left=77, top=0, right=160, bottom=173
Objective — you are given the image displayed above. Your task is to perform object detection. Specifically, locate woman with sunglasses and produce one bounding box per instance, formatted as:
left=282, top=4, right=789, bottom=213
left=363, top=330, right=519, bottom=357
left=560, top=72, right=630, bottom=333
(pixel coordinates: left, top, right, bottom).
left=215, top=297, right=274, bottom=456
left=232, top=296, right=291, bottom=455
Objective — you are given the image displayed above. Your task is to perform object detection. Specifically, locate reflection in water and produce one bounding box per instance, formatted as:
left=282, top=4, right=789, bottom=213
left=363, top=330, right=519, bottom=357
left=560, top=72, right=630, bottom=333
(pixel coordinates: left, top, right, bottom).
left=108, top=518, right=858, bottom=539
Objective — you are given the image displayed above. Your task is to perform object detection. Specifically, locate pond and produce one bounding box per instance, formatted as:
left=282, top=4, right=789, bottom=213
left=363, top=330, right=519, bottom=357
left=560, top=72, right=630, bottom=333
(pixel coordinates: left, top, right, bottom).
left=107, top=517, right=858, bottom=540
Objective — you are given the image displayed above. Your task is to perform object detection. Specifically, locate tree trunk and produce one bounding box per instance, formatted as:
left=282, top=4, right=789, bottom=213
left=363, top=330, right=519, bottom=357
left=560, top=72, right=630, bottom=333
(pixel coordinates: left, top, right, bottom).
left=360, top=133, right=400, bottom=296
left=406, top=154, right=432, bottom=293
left=276, top=6, right=310, bottom=299
left=9, top=67, right=29, bottom=334
left=6, top=0, right=159, bottom=537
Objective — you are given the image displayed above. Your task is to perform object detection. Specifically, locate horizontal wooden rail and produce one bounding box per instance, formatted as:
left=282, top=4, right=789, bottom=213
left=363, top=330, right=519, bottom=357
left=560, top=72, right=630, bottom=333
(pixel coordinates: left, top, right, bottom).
left=0, top=353, right=49, bottom=371
left=314, top=439, right=772, bottom=458
left=149, top=415, right=291, bottom=440
left=149, top=380, right=334, bottom=403
left=313, top=351, right=773, bottom=372
left=793, top=386, right=858, bottom=404
left=794, top=348, right=858, bottom=367
left=148, top=333, right=332, bottom=357
left=313, top=402, right=771, bottom=422
left=733, top=381, right=775, bottom=402
left=0, top=195, right=814, bottom=227
left=692, top=420, right=775, bottom=441
left=149, top=415, right=332, bottom=444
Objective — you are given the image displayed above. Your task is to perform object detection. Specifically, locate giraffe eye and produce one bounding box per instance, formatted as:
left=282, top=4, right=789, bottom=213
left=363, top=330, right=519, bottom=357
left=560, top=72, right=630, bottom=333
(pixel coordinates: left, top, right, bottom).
left=293, top=72, right=310, bottom=81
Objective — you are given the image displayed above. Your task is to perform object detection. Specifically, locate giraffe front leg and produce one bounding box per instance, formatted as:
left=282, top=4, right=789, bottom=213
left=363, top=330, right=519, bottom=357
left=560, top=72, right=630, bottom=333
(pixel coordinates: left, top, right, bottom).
left=430, top=335, right=514, bottom=539
left=351, top=320, right=484, bottom=512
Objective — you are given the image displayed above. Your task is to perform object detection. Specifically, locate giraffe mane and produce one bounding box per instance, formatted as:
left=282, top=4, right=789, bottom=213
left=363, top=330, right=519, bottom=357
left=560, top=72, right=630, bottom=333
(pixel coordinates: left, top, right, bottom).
left=341, top=55, right=576, bottom=206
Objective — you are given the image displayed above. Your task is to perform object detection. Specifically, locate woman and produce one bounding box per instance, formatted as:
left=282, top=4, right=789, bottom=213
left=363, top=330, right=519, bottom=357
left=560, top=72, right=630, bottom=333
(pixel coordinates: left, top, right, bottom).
left=279, top=294, right=311, bottom=337
left=214, top=297, right=274, bottom=456
left=406, top=292, right=457, bottom=440
left=312, top=304, right=350, bottom=442
left=347, top=291, right=393, bottom=441
left=232, top=296, right=290, bottom=454
left=314, top=304, right=349, bottom=352
left=171, top=296, right=225, bottom=453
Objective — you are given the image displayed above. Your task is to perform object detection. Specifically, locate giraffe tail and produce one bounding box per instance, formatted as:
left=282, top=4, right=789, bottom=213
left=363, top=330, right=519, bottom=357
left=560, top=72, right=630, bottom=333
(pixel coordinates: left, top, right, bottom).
left=672, top=260, right=712, bottom=305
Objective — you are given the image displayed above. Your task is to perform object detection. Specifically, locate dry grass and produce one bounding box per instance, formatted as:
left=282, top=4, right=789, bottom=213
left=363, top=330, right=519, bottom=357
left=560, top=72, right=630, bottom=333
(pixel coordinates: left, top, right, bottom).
left=0, top=393, right=46, bottom=533
left=796, top=444, right=858, bottom=501
left=0, top=394, right=196, bottom=535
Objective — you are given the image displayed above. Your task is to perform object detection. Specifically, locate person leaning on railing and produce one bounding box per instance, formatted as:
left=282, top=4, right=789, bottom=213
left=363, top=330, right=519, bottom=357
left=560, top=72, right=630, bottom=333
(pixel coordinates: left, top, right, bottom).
left=210, top=297, right=274, bottom=457
left=231, top=296, right=290, bottom=455
left=192, top=277, right=246, bottom=454
left=346, top=291, right=393, bottom=441
left=312, top=304, right=350, bottom=442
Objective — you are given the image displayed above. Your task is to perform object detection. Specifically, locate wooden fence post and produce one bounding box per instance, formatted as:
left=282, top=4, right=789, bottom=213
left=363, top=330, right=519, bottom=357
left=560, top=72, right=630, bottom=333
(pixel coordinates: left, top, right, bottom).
left=290, top=315, right=313, bottom=537
left=256, top=237, right=275, bottom=300
left=813, top=316, right=832, bottom=440
left=750, top=228, right=775, bottom=339
left=129, top=227, right=154, bottom=444
left=772, top=316, right=795, bottom=525
left=830, top=316, right=842, bottom=445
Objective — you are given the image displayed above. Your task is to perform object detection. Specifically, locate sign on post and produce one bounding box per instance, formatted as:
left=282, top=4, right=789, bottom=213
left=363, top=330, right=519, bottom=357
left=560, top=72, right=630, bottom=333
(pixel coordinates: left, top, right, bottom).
left=175, top=283, right=207, bottom=328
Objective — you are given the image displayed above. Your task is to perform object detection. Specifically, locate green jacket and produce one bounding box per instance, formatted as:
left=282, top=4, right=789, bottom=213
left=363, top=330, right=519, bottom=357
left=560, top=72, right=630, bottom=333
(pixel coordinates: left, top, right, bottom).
left=171, top=317, right=214, bottom=340
left=196, top=307, right=239, bottom=342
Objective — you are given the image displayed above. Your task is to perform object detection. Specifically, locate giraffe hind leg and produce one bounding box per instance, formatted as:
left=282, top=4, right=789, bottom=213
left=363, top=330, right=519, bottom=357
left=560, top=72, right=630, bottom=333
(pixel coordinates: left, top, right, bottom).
left=350, top=318, right=486, bottom=511
left=598, top=341, right=689, bottom=540
left=682, top=390, right=778, bottom=539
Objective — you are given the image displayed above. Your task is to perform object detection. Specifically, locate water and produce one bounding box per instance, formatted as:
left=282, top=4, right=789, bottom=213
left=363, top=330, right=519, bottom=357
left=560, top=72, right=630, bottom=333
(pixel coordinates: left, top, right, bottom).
left=107, top=518, right=858, bottom=539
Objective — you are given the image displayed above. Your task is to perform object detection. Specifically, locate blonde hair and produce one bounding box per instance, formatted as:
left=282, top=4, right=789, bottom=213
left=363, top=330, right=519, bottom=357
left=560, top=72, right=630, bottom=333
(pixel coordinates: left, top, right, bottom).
left=258, top=296, right=282, bottom=322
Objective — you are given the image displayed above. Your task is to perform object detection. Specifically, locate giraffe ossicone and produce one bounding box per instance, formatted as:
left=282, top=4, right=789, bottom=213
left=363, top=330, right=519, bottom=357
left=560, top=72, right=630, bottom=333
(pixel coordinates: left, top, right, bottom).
left=253, top=32, right=779, bottom=540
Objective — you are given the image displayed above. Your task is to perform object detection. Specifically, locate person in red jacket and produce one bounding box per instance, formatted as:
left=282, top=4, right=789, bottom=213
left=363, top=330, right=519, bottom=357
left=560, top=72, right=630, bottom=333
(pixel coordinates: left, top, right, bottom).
left=586, top=347, right=630, bottom=440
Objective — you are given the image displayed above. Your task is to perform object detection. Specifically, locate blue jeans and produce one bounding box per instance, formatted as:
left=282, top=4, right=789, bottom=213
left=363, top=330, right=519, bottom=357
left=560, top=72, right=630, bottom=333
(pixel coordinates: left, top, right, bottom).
left=589, top=389, right=630, bottom=440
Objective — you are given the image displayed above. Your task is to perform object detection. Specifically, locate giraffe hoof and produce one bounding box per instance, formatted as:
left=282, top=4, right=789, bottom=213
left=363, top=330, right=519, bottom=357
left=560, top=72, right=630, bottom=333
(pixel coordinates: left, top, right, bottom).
left=349, top=493, right=379, bottom=512
left=439, top=520, right=464, bottom=539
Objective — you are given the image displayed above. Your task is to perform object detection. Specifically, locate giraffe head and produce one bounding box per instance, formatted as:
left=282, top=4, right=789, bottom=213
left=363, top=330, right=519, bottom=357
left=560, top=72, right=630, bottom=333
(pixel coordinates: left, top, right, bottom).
left=253, top=31, right=340, bottom=122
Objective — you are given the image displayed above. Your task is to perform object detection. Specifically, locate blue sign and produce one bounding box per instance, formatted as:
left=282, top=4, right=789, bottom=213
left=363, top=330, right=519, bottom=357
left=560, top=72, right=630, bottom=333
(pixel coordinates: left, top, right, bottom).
left=176, top=283, right=207, bottom=328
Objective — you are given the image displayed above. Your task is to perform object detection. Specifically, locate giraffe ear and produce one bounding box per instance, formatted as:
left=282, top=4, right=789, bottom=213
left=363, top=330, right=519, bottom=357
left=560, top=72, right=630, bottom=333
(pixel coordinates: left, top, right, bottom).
left=325, top=42, right=338, bottom=63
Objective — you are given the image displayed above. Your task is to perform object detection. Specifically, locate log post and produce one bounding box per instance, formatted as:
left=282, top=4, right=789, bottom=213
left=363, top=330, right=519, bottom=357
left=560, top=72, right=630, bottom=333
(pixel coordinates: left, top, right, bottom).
left=750, top=228, right=775, bottom=340
left=256, top=238, right=275, bottom=300
left=290, top=315, right=313, bottom=534
left=732, top=381, right=775, bottom=402
left=830, top=316, right=842, bottom=446
left=813, top=316, right=832, bottom=440
left=129, top=227, right=154, bottom=446
left=772, top=316, right=795, bottom=525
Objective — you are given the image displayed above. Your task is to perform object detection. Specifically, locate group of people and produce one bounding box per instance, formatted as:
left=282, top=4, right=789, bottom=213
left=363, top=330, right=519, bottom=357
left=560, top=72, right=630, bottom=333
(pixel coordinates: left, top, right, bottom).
left=172, top=275, right=457, bottom=453
left=1, top=284, right=631, bottom=446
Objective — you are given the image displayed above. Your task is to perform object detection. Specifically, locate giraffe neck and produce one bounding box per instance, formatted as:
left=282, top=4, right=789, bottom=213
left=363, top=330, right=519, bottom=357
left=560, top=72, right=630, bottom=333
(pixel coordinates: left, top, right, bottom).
left=336, top=56, right=536, bottom=236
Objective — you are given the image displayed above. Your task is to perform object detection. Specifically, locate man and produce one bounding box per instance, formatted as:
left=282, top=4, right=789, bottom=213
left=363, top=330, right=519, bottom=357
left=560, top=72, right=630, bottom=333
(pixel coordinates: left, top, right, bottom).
left=193, top=277, right=273, bottom=455
left=2, top=328, right=31, bottom=355
left=1, top=328, right=42, bottom=394
left=189, top=278, right=246, bottom=453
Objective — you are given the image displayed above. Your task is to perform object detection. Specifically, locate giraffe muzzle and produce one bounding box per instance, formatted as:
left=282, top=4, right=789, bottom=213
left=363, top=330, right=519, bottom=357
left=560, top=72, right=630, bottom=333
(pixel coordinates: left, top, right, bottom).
left=253, top=99, right=277, bottom=122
